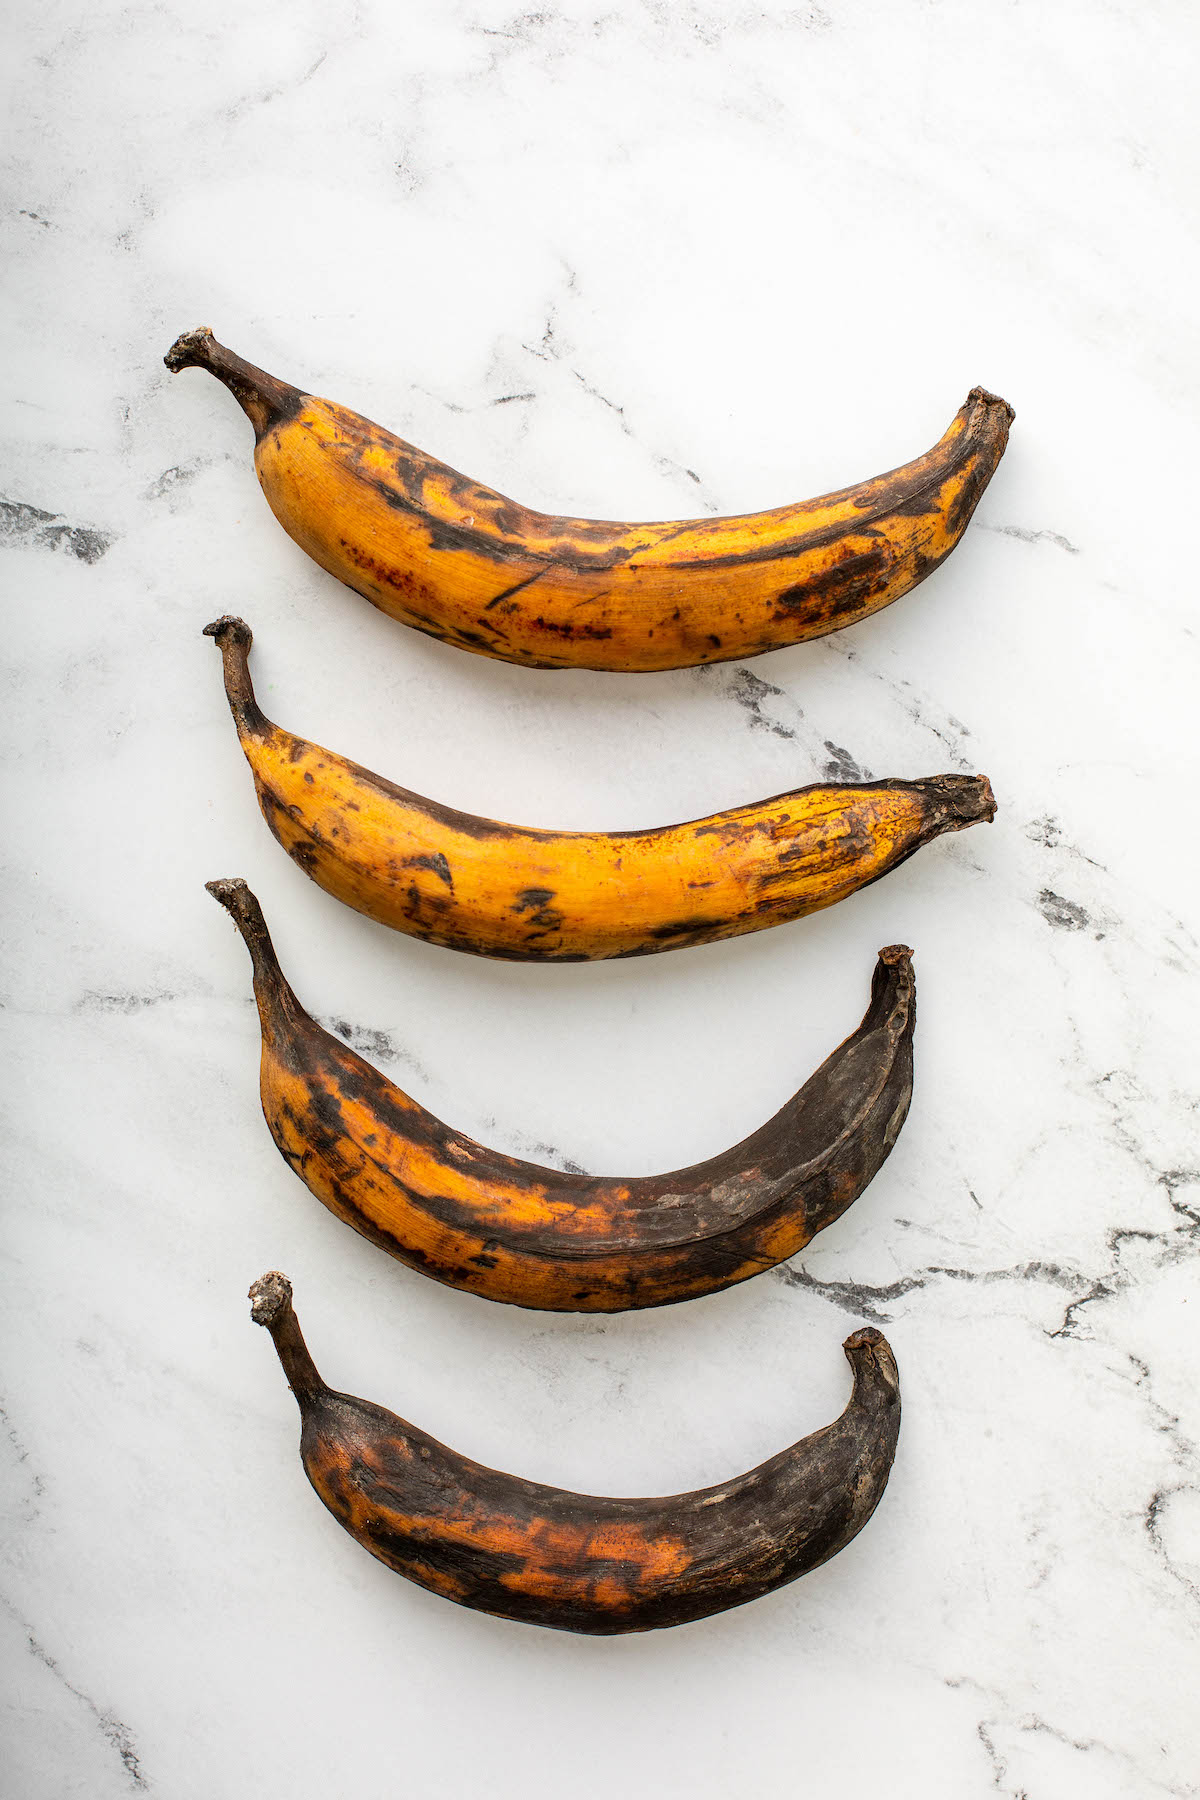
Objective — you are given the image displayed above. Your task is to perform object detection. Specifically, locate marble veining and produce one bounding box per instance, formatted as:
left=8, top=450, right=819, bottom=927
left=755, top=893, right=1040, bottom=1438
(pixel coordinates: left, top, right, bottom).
left=3, top=0, right=1198, bottom=1795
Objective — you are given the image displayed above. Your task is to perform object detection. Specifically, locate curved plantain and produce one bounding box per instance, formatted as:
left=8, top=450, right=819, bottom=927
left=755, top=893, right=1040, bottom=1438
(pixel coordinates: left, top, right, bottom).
left=209, top=877, right=915, bottom=1311
left=166, top=326, right=1013, bottom=672
left=205, top=615, right=995, bottom=961
left=249, top=1271, right=901, bottom=1633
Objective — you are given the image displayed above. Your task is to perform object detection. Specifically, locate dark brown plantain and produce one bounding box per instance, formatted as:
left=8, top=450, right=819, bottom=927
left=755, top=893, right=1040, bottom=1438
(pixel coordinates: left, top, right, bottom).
left=211, top=878, right=916, bottom=1311
left=250, top=1272, right=902, bottom=1633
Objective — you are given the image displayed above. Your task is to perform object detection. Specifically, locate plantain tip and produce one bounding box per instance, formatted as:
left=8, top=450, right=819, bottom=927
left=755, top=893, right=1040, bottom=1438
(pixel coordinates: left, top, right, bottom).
left=164, top=326, right=215, bottom=374
left=967, top=386, right=1015, bottom=425
left=925, top=772, right=996, bottom=828
left=203, top=614, right=252, bottom=649
left=844, top=1326, right=900, bottom=1391
left=249, top=1271, right=293, bottom=1327
left=877, top=944, right=913, bottom=970
left=206, top=876, right=249, bottom=909
left=969, top=773, right=997, bottom=823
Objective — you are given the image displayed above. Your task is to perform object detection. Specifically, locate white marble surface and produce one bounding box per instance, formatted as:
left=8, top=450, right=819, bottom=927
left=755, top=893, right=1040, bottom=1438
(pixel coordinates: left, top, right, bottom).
left=4, top=1, right=1199, bottom=1794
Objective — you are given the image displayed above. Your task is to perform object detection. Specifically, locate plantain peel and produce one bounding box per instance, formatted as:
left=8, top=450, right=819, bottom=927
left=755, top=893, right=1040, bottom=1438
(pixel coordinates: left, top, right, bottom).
left=205, top=616, right=995, bottom=962
left=209, top=878, right=913, bottom=1311
left=250, top=1272, right=901, bottom=1632
left=168, top=327, right=1013, bottom=671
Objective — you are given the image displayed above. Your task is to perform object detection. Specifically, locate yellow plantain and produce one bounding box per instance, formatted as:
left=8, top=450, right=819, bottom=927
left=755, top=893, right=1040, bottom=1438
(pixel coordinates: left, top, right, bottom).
left=167, top=327, right=1013, bottom=672
left=209, top=877, right=916, bottom=1312
left=205, top=616, right=995, bottom=961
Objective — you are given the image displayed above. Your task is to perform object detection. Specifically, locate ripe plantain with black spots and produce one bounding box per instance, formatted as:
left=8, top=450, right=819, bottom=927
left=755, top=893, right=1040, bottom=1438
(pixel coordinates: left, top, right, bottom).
left=205, top=615, right=995, bottom=961
left=167, top=326, right=1012, bottom=671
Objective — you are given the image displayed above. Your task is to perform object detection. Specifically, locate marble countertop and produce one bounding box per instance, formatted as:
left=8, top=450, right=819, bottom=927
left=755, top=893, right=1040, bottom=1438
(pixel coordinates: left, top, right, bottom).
left=4, top=2, right=1198, bottom=1795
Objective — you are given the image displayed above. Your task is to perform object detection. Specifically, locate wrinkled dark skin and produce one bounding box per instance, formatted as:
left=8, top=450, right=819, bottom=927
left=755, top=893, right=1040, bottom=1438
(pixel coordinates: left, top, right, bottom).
left=250, top=1273, right=902, bottom=1634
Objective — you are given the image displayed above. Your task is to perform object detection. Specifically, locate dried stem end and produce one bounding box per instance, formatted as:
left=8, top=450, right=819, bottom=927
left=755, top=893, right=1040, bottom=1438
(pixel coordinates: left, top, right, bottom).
left=203, top=614, right=253, bottom=652
left=206, top=875, right=253, bottom=918
left=965, top=385, right=1016, bottom=426
left=924, top=772, right=997, bottom=830
left=250, top=1270, right=293, bottom=1327
left=844, top=1326, right=900, bottom=1395
left=864, top=943, right=916, bottom=1033
left=164, top=326, right=216, bottom=374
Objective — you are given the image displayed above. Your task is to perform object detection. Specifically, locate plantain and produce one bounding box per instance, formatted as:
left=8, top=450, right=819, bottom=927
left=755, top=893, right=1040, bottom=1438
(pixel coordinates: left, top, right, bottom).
left=249, top=1270, right=901, bottom=1632
left=206, top=616, right=995, bottom=960
left=166, top=326, right=1012, bottom=672
left=209, top=877, right=915, bottom=1311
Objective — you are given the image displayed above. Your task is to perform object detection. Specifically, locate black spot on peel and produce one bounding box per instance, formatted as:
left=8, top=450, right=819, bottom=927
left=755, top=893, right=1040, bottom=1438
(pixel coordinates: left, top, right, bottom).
left=405, top=852, right=454, bottom=890
left=645, top=916, right=726, bottom=943
left=363, top=1513, right=528, bottom=1587
left=889, top=489, right=941, bottom=518
left=775, top=546, right=890, bottom=616
left=513, top=887, right=555, bottom=915
left=942, top=456, right=991, bottom=541
left=529, top=616, right=615, bottom=642
left=300, top=1081, right=350, bottom=1149
left=484, top=568, right=551, bottom=610
left=509, top=886, right=565, bottom=935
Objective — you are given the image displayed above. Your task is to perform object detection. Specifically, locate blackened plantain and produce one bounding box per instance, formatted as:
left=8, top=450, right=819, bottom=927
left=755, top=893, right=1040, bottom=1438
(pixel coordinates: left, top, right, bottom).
left=250, top=1271, right=901, bottom=1633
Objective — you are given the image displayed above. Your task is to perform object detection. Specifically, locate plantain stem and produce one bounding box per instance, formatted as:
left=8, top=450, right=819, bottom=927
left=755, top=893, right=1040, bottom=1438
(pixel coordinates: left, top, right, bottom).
left=163, top=327, right=301, bottom=437
left=203, top=615, right=267, bottom=739
left=206, top=877, right=301, bottom=1032
left=249, top=1273, right=326, bottom=1405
